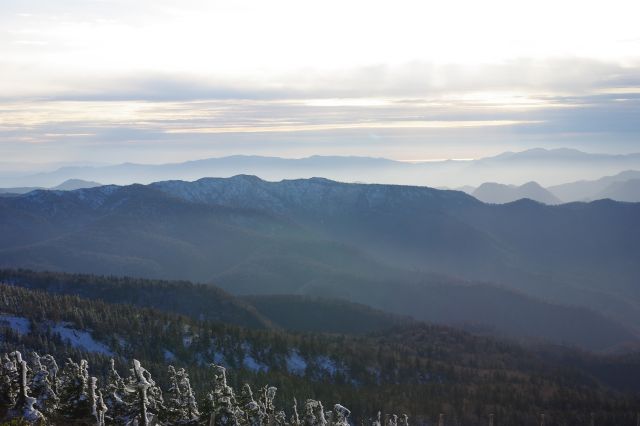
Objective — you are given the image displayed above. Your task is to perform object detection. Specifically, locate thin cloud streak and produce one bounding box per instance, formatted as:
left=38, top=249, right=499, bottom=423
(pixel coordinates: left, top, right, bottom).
left=1, top=0, right=640, bottom=163
left=2, top=58, right=640, bottom=102
left=164, top=120, right=538, bottom=134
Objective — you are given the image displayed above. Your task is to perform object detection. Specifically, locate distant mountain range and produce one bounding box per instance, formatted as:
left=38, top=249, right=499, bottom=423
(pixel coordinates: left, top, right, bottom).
left=0, top=178, right=101, bottom=195
left=548, top=170, right=640, bottom=202
left=471, top=181, right=561, bottom=204
left=456, top=170, right=640, bottom=204
left=1, top=176, right=638, bottom=351
left=3, top=148, right=640, bottom=189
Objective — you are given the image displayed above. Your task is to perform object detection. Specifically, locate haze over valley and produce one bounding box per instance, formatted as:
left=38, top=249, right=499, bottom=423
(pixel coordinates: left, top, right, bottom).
left=2, top=0, right=640, bottom=424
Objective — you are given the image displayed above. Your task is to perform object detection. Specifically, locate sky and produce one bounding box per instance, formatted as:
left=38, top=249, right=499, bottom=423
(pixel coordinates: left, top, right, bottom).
left=1, top=0, right=640, bottom=165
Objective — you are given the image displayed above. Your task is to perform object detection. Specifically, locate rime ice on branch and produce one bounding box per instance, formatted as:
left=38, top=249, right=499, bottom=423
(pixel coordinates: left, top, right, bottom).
left=0, top=353, right=407, bottom=425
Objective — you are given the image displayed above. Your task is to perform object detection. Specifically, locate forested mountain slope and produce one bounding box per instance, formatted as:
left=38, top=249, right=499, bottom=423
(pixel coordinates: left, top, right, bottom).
left=0, top=177, right=638, bottom=350
left=1, top=284, right=639, bottom=425
left=0, top=269, right=411, bottom=335
left=0, top=269, right=633, bottom=352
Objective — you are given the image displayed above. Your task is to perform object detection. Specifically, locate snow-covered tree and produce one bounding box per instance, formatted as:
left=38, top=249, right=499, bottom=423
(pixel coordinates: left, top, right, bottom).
left=207, top=364, right=240, bottom=426
left=127, top=359, right=162, bottom=426
left=96, top=389, right=108, bottom=426
left=371, top=411, right=382, bottom=426
left=303, top=399, right=328, bottom=426
left=257, top=385, right=278, bottom=424
left=236, top=383, right=262, bottom=426
left=103, top=358, right=129, bottom=423
left=8, top=351, right=44, bottom=423
left=399, top=414, right=409, bottom=426
left=164, top=365, right=199, bottom=424
left=57, top=358, right=94, bottom=422
left=385, top=413, right=398, bottom=426
left=0, top=351, right=371, bottom=426
left=39, top=354, right=60, bottom=395
left=331, top=404, right=351, bottom=426
left=29, top=352, right=59, bottom=417
left=290, top=397, right=301, bottom=426
left=88, top=376, right=107, bottom=426
left=0, top=353, right=19, bottom=410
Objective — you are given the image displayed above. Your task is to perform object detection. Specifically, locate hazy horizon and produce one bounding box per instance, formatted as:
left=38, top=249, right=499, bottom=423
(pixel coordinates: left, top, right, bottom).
left=1, top=0, right=639, bottom=164
left=2, top=3, right=640, bottom=422
left=1, top=146, right=639, bottom=169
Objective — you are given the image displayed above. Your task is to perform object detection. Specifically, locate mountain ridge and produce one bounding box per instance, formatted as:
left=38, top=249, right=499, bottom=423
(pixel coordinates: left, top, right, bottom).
left=4, top=148, right=640, bottom=188
left=472, top=181, right=561, bottom=204
left=1, top=176, right=638, bottom=350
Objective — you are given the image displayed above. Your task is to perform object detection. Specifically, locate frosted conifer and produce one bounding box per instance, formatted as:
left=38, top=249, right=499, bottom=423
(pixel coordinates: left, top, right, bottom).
left=0, top=353, right=19, bottom=409
left=290, top=398, right=301, bottom=426
left=208, top=364, right=239, bottom=426
left=238, top=384, right=263, bottom=426
left=29, top=353, right=59, bottom=416
left=128, top=359, right=157, bottom=426
left=58, top=358, right=93, bottom=421
left=103, top=358, right=129, bottom=423
left=164, top=365, right=199, bottom=424
left=332, top=404, right=351, bottom=426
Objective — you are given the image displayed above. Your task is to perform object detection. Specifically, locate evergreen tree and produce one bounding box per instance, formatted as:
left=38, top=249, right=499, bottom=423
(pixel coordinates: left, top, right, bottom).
left=39, top=354, right=59, bottom=395
left=164, top=365, right=199, bottom=424
left=126, top=359, right=164, bottom=426
left=57, top=358, right=93, bottom=422
left=290, top=398, right=301, bottom=426
left=331, top=404, right=351, bottom=426
left=8, top=351, right=43, bottom=423
left=237, top=383, right=264, bottom=426
left=29, top=352, right=59, bottom=417
left=96, top=389, right=108, bottom=426
left=103, top=358, right=129, bottom=423
left=208, top=364, right=240, bottom=426
left=0, top=353, right=19, bottom=411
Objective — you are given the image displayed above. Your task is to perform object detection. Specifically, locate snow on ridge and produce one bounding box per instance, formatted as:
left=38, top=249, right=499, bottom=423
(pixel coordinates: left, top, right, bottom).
left=51, top=323, right=113, bottom=356
left=0, top=314, right=30, bottom=335
left=243, top=354, right=269, bottom=373
left=212, top=350, right=225, bottom=365
left=315, top=355, right=344, bottom=376
left=240, top=341, right=269, bottom=373
left=183, top=335, right=193, bottom=348
left=286, top=350, right=307, bottom=376
left=163, top=349, right=177, bottom=362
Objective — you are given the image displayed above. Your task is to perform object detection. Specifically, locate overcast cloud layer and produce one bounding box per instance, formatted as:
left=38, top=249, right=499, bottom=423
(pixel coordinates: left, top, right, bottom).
left=1, top=0, right=639, bottom=164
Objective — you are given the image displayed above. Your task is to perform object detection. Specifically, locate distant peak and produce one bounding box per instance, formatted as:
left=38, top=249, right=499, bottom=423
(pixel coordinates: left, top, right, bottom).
left=228, top=174, right=264, bottom=182
left=51, top=178, right=102, bottom=191
left=519, top=181, right=543, bottom=189
left=483, top=147, right=590, bottom=161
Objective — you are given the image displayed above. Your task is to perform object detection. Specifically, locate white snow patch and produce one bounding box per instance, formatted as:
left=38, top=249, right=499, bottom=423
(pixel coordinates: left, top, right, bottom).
left=0, top=314, right=30, bottom=335
left=243, top=354, right=269, bottom=373
left=52, top=323, right=113, bottom=356
left=116, top=336, right=127, bottom=349
left=183, top=335, right=193, bottom=348
left=212, top=350, right=225, bottom=365
left=315, top=356, right=340, bottom=375
left=286, top=350, right=307, bottom=375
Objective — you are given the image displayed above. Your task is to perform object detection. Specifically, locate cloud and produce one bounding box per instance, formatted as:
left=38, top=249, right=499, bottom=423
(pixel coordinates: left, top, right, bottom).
left=2, top=57, right=639, bottom=103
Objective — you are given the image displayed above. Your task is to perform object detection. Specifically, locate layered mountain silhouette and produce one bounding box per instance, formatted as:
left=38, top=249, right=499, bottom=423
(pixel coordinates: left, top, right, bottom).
left=0, top=178, right=101, bottom=195
left=472, top=181, right=561, bottom=204
left=548, top=170, right=640, bottom=202
left=0, top=176, right=639, bottom=350
left=593, top=178, right=640, bottom=202
left=4, top=148, right=640, bottom=188
left=462, top=170, right=640, bottom=203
